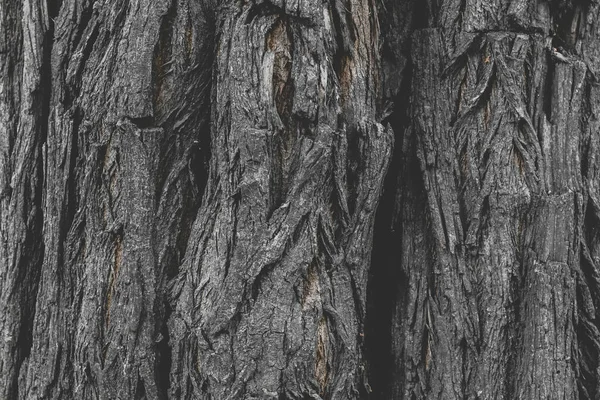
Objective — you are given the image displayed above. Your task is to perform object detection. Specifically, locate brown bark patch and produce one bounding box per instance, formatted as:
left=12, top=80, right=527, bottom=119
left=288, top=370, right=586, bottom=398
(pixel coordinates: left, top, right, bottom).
left=337, top=54, right=353, bottom=105
left=105, top=234, right=123, bottom=327
left=185, top=18, right=193, bottom=59
left=267, top=19, right=295, bottom=210
left=316, top=316, right=331, bottom=396
left=267, top=19, right=293, bottom=125
left=483, top=98, right=491, bottom=130
left=513, top=145, right=525, bottom=176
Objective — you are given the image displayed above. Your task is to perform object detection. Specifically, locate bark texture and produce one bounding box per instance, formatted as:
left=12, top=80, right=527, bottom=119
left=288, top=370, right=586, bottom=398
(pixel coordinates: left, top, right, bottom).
left=2, top=0, right=600, bottom=399
left=383, top=1, right=600, bottom=398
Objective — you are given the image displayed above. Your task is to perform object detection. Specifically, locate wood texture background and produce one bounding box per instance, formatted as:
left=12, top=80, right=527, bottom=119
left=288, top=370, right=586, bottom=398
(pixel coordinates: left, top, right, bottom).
left=2, top=0, right=600, bottom=398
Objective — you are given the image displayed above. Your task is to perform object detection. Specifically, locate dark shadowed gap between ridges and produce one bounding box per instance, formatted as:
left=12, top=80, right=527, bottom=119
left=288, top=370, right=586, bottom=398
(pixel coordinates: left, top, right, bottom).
left=363, top=0, right=431, bottom=392
left=364, top=53, right=415, bottom=398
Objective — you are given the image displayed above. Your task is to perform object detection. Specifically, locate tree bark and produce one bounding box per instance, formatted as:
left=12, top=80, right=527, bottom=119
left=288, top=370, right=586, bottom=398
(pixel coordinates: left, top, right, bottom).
left=2, top=0, right=600, bottom=399
left=383, top=0, right=600, bottom=399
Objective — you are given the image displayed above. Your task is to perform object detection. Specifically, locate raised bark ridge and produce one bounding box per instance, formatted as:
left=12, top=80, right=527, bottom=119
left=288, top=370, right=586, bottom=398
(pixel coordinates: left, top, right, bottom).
left=168, top=1, right=391, bottom=397
left=382, top=0, right=600, bottom=398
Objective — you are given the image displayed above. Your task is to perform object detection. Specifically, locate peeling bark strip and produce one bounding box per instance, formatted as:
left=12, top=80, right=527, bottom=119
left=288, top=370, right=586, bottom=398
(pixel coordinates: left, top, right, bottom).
left=2, top=0, right=600, bottom=399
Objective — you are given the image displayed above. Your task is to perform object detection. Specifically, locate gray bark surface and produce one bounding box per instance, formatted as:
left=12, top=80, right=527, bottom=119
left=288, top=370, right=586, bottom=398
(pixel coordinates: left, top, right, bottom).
left=1, top=0, right=600, bottom=399
left=384, top=1, right=600, bottom=398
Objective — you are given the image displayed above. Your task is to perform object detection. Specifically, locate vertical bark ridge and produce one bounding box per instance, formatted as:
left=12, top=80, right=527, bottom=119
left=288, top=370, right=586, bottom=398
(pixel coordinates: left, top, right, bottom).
left=16, top=0, right=214, bottom=398
left=0, top=0, right=53, bottom=397
left=168, top=0, right=393, bottom=398
left=388, top=0, right=600, bottom=398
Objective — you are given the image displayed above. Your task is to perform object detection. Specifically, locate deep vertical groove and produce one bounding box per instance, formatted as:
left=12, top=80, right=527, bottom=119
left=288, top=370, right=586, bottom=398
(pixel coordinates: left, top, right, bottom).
left=365, top=53, right=413, bottom=398
left=364, top=167, right=399, bottom=399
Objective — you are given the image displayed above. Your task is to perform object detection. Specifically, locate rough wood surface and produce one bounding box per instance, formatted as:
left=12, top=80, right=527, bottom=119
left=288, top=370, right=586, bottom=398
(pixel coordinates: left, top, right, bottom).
left=385, top=0, right=600, bottom=399
left=1, top=0, right=600, bottom=399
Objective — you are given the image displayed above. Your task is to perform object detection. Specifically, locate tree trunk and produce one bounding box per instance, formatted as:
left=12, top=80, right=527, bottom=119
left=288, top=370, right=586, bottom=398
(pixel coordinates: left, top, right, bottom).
left=380, top=1, right=600, bottom=398
left=2, top=0, right=600, bottom=399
